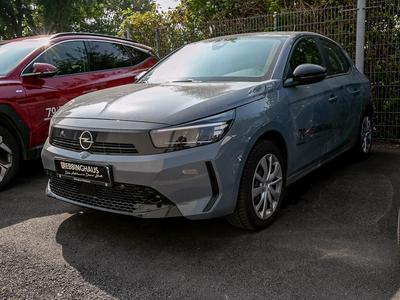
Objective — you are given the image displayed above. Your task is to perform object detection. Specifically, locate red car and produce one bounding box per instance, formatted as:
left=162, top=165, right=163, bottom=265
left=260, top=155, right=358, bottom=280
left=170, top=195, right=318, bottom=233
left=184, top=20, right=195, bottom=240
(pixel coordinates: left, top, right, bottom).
left=0, top=33, right=158, bottom=189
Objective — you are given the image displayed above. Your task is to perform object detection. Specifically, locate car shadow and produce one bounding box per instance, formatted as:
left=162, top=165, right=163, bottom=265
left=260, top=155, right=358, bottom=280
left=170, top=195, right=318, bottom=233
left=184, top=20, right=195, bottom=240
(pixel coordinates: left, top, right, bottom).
left=54, top=148, right=400, bottom=298
left=0, top=159, right=78, bottom=229
left=287, top=149, right=399, bottom=238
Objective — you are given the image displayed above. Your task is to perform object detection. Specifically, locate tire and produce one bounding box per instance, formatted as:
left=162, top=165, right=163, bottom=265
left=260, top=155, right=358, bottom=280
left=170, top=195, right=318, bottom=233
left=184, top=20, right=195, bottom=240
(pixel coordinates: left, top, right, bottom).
left=354, top=111, right=373, bottom=157
left=227, top=140, right=286, bottom=230
left=397, top=209, right=400, bottom=249
left=0, top=126, right=20, bottom=190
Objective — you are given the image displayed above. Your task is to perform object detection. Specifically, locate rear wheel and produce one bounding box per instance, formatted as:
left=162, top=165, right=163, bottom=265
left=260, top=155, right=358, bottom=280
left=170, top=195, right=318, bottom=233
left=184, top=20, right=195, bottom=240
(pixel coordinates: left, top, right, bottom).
left=0, top=126, right=20, bottom=190
left=227, top=140, right=285, bottom=230
left=397, top=209, right=400, bottom=248
left=354, top=112, right=373, bottom=157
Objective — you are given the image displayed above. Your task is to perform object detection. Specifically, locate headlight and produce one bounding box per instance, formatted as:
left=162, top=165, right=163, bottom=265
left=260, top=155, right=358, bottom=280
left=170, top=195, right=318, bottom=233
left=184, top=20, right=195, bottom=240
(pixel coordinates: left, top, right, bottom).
left=48, top=117, right=55, bottom=136
left=150, top=110, right=235, bottom=150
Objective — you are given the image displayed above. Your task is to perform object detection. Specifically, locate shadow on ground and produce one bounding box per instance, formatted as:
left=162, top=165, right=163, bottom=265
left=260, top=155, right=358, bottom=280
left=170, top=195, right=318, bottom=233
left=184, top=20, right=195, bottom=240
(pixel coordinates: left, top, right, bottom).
left=54, top=150, right=400, bottom=299
left=0, top=159, right=78, bottom=229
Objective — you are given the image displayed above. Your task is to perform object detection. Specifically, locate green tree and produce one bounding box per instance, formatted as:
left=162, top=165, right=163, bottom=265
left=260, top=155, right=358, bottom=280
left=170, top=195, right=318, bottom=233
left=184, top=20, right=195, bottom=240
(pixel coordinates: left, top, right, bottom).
left=120, top=5, right=203, bottom=56
left=36, top=0, right=76, bottom=33
left=0, top=0, right=37, bottom=39
left=71, top=0, right=155, bottom=34
left=120, top=7, right=164, bottom=46
left=36, top=0, right=155, bottom=35
left=179, top=0, right=356, bottom=22
left=0, top=0, right=155, bottom=39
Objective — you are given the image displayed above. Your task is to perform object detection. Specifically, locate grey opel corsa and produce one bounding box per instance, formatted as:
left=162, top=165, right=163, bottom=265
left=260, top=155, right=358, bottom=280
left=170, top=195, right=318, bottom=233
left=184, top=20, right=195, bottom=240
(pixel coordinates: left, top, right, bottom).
left=42, top=32, right=372, bottom=230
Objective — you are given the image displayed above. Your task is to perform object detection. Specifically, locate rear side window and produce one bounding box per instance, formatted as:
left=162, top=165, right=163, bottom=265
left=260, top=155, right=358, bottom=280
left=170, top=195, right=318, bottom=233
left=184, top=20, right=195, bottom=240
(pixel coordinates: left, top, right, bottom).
left=320, top=39, right=350, bottom=75
left=26, top=41, right=88, bottom=75
left=87, top=41, right=132, bottom=71
left=125, top=46, right=151, bottom=66
left=288, top=37, right=322, bottom=77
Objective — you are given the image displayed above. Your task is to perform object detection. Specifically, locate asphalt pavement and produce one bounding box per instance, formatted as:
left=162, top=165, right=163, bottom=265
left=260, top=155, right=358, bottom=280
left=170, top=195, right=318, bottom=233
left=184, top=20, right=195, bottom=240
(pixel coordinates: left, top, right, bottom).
left=0, top=146, right=399, bottom=299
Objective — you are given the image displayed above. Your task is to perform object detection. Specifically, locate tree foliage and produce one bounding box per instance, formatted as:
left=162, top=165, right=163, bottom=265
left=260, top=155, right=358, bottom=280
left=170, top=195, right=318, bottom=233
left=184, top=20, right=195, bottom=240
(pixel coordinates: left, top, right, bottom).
left=119, top=0, right=358, bottom=53
left=177, top=0, right=356, bottom=22
left=0, top=0, right=155, bottom=40
left=0, top=0, right=37, bottom=38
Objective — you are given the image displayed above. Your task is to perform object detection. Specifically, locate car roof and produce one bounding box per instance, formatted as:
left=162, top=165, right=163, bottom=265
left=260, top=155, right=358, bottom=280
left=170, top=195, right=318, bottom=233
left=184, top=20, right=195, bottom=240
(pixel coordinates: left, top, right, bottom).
left=199, top=31, right=326, bottom=43
left=1, top=32, right=153, bottom=52
left=50, top=32, right=154, bottom=52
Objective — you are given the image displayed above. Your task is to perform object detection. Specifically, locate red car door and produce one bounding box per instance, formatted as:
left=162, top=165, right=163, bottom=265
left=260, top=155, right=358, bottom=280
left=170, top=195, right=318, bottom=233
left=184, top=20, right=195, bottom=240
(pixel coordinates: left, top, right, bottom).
left=21, top=40, right=96, bottom=147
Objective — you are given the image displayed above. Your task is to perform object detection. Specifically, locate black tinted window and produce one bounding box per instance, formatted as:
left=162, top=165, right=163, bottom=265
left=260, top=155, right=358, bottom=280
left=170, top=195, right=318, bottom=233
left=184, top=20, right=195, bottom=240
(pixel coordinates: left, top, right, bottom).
left=88, top=41, right=132, bottom=71
left=27, top=41, right=88, bottom=75
left=288, top=38, right=322, bottom=77
left=125, top=46, right=151, bottom=65
left=321, top=39, right=350, bottom=75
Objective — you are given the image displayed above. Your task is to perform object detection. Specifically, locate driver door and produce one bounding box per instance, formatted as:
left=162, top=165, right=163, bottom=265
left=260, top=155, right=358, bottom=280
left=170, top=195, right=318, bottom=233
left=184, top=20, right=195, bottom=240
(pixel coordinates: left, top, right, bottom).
left=284, top=37, right=332, bottom=173
left=21, top=41, right=97, bottom=146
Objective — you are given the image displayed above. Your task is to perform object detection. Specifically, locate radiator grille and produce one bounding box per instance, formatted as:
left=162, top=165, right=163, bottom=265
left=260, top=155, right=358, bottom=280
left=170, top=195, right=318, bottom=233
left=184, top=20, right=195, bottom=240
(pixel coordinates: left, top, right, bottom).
left=49, top=174, right=173, bottom=214
left=50, top=128, right=138, bottom=155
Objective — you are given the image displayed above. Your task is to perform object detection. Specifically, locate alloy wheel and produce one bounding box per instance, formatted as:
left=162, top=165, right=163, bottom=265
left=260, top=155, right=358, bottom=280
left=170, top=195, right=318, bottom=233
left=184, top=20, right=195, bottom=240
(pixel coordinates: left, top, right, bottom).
left=361, top=115, right=372, bottom=154
left=252, top=154, right=283, bottom=220
left=0, top=135, right=13, bottom=182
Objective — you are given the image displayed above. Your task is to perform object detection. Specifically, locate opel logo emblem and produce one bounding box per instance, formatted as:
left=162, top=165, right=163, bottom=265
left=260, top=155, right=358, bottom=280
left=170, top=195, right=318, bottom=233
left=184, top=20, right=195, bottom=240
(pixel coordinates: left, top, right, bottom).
left=79, top=131, right=94, bottom=151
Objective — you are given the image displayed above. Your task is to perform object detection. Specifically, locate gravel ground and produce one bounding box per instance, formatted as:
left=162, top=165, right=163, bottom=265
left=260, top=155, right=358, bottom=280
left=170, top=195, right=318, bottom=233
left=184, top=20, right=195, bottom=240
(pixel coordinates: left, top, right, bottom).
left=0, top=147, right=399, bottom=299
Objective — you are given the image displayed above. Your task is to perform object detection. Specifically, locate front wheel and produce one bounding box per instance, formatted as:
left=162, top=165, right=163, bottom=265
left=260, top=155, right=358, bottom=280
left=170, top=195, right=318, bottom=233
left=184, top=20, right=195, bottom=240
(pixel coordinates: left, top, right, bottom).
left=227, top=140, right=285, bottom=230
left=0, top=126, right=20, bottom=190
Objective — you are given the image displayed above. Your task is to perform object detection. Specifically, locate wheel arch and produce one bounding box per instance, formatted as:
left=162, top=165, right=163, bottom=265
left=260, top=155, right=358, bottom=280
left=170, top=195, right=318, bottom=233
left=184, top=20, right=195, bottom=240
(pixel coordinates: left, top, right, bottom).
left=239, top=125, right=290, bottom=185
left=226, top=129, right=289, bottom=229
left=0, top=104, right=29, bottom=160
left=229, top=127, right=290, bottom=211
left=364, top=101, right=374, bottom=117
left=258, top=130, right=288, bottom=169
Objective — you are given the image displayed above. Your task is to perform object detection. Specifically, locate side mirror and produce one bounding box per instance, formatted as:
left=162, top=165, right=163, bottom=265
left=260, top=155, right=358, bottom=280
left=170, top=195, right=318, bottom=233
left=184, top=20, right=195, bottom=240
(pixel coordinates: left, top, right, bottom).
left=22, top=63, right=58, bottom=78
left=286, top=64, right=327, bottom=86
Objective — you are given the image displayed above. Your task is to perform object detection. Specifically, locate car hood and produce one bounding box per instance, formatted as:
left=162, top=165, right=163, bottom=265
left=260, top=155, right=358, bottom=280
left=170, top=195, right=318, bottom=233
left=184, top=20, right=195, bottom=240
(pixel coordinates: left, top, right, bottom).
left=55, top=81, right=271, bottom=126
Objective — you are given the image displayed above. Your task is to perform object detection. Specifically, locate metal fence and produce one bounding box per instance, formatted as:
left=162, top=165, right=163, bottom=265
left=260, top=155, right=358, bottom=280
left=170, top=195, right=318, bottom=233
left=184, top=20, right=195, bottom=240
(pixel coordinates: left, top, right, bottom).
left=135, top=0, right=400, bottom=140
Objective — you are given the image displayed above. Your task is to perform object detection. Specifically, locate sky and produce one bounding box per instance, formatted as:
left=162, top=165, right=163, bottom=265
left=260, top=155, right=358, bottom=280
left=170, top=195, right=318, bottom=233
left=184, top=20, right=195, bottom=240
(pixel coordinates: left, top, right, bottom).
left=156, top=0, right=180, bottom=11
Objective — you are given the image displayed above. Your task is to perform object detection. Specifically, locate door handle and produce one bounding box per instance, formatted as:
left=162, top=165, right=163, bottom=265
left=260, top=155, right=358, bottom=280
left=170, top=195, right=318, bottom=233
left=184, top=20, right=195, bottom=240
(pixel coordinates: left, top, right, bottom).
left=328, top=95, right=338, bottom=103
left=350, top=89, right=361, bottom=95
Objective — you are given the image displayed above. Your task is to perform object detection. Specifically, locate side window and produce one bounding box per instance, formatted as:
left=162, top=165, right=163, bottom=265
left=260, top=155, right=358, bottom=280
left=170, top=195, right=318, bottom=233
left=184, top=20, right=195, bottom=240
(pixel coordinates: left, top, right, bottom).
left=320, top=39, right=350, bottom=75
left=25, top=41, right=88, bottom=75
left=125, top=46, right=151, bottom=66
left=87, top=41, right=132, bottom=71
left=288, top=38, right=322, bottom=77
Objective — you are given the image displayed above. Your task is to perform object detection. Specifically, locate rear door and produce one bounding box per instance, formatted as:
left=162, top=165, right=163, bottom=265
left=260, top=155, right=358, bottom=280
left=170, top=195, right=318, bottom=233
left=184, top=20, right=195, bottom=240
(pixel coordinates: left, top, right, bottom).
left=284, top=37, right=333, bottom=172
left=22, top=40, right=94, bottom=146
left=318, top=38, right=354, bottom=155
left=85, top=40, right=154, bottom=89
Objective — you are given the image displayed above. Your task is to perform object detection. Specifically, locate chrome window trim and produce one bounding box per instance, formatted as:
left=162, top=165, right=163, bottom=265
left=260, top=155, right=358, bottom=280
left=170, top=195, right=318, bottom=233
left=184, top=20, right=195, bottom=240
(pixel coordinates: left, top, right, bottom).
left=20, top=38, right=152, bottom=78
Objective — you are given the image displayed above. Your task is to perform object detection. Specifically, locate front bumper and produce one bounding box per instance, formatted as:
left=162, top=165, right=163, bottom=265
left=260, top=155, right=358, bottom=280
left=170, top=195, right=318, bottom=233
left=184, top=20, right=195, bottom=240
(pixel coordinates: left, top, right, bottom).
left=46, top=175, right=182, bottom=218
left=42, top=133, right=243, bottom=219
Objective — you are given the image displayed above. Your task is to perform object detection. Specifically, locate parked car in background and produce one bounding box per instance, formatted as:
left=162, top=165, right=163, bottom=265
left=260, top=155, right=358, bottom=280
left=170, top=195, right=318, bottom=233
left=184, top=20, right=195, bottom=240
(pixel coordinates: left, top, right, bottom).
left=42, top=32, right=372, bottom=230
left=0, top=33, right=158, bottom=189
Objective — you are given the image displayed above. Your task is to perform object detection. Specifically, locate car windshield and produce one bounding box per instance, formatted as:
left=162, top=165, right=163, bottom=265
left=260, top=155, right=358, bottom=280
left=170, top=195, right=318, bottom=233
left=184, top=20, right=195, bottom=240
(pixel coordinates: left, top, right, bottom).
left=0, top=38, right=49, bottom=76
left=141, top=36, right=285, bottom=83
